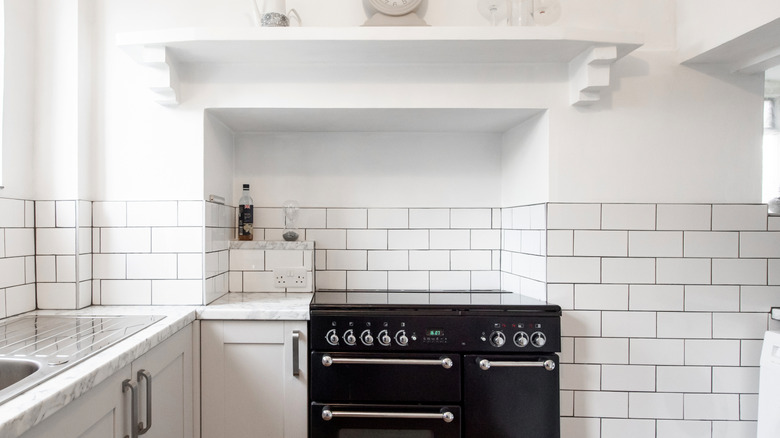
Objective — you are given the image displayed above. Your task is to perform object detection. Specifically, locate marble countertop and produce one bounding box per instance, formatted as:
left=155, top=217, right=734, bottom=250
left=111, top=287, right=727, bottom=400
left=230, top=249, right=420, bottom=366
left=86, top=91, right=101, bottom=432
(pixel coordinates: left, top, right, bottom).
left=0, top=306, right=198, bottom=438
left=197, top=292, right=312, bottom=320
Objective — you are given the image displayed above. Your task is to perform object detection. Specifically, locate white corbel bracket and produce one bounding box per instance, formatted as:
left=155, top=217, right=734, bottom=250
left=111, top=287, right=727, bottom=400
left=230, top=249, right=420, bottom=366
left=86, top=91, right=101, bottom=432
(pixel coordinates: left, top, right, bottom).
left=140, top=45, right=179, bottom=106
left=569, top=45, right=618, bottom=106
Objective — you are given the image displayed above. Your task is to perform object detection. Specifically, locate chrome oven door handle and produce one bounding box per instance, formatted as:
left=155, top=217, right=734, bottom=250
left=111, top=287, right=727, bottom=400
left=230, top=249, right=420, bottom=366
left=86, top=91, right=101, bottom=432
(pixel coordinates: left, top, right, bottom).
left=478, top=358, right=556, bottom=371
left=321, top=408, right=455, bottom=423
left=321, top=355, right=453, bottom=369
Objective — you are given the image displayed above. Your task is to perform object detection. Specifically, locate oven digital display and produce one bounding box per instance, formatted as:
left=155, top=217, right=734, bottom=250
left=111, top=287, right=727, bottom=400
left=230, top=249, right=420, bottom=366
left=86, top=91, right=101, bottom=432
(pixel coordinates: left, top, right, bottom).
left=426, top=328, right=444, bottom=337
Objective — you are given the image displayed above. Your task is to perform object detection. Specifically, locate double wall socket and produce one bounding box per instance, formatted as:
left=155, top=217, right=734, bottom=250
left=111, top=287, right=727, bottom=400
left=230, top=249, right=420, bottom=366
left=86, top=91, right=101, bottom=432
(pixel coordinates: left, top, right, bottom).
left=273, top=267, right=307, bottom=288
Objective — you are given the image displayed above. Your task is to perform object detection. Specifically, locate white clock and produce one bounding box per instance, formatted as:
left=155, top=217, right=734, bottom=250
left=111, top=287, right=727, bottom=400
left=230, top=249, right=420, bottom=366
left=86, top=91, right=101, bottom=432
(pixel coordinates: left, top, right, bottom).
left=364, top=0, right=428, bottom=26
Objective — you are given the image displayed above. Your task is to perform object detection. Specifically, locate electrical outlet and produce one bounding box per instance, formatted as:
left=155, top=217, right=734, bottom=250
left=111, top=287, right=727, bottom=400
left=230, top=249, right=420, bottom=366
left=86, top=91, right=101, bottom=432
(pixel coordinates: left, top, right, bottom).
left=273, top=267, right=308, bottom=288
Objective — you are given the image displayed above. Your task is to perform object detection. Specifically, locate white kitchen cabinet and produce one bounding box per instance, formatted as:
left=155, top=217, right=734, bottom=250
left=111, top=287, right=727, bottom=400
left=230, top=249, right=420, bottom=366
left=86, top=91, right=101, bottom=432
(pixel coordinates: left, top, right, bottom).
left=201, top=320, right=307, bottom=438
left=22, top=324, right=194, bottom=438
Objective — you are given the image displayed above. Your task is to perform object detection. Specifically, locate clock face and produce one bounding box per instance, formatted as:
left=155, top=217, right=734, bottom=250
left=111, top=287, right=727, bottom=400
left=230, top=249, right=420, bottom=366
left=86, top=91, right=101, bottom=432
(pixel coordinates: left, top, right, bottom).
left=368, top=0, right=424, bottom=16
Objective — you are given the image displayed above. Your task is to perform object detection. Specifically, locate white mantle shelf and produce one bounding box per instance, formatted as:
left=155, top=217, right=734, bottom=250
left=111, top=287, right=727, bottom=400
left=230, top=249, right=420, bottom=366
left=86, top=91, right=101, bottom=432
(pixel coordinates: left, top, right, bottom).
left=681, top=18, right=780, bottom=74
left=117, top=26, right=643, bottom=106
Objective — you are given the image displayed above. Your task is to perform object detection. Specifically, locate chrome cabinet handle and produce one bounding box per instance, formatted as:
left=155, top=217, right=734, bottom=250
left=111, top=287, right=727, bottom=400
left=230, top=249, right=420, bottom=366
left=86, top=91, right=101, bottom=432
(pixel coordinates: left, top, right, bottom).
left=321, top=355, right=453, bottom=369
left=321, top=408, right=454, bottom=423
left=137, top=370, right=153, bottom=435
left=478, top=358, right=556, bottom=371
left=292, top=330, right=301, bottom=377
left=122, top=379, right=139, bottom=438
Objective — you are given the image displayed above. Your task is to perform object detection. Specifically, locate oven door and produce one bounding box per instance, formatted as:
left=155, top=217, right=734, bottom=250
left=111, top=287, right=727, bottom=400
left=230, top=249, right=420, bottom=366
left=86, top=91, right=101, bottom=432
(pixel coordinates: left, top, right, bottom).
left=464, top=355, right=560, bottom=438
left=311, top=352, right=461, bottom=403
left=310, top=403, right=461, bottom=438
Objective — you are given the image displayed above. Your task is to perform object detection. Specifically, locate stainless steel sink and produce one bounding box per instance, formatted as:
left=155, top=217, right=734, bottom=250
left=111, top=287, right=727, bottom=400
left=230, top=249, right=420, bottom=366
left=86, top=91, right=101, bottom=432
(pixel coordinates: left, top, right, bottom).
left=0, top=314, right=165, bottom=404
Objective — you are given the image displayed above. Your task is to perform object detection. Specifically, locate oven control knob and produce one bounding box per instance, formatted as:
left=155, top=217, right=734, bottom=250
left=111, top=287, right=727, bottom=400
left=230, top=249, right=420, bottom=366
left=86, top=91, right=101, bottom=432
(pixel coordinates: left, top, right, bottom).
left=396, top=330, right=409, bottom=346
left=490, top=331, right=506, bottom=348
left=344, top=329, right=357, bottom=346
left=531, top=331, right=547, bottom=348
left=326, top=329, right=339, bottom=346
left=513, top=331, right=529, bottom=348
left=378, top=330, right=392, bottom=346
left=360, top=329, right=374, bottom=346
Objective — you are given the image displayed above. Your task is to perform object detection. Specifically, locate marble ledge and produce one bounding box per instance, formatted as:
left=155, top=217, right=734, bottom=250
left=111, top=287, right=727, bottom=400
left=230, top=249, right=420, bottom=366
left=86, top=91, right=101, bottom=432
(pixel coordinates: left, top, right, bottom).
left=198, top=292, right=312, bottom=320
left=0, top=306, right=198, bottom=438
left=229, top=240, right=314, bottom=250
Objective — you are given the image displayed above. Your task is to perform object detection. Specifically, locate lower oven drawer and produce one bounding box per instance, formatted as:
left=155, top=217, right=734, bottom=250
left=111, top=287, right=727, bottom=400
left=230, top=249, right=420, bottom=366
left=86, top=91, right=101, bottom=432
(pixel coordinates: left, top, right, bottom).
left=311, top=352, right=461, bottom=403
left=310, top=403, right=461, bottom=438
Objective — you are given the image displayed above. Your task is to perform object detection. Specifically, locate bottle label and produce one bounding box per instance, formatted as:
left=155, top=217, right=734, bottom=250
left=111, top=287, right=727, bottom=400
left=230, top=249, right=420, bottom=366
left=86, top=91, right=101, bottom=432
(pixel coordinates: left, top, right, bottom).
left=238, top=205, right=254, bottom=239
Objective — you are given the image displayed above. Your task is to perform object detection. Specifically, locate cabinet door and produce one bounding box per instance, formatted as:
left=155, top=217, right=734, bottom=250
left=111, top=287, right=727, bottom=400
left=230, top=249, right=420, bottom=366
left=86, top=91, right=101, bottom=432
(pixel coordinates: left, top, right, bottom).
left=21, top=364, right=132, bottom=438
left=201, top=320, right=307, bottom=438
left=132, top=324, right=194, bottom=438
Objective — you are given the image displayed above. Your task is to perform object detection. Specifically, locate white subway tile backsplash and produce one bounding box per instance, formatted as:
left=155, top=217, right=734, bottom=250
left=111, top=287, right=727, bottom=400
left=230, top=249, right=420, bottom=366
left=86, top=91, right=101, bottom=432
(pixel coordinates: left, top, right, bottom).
left=601, top=365, right=656, bottom=392
left=712, top=204, right=767, bottom=231
left=24, top=256, right=35, bottom=284
left=100, top=280, right=152, bottom=305
left=127, top=201, right=178, bottom=227
left=712, top=367, right=760, bottom=394
left=450, top=251, right=492, bottom=270
left=470, top=229, right=500, bottom=250
left=55, top=201, right=76, bottom=228
left=602, top=258, right=655, bottom=284
left=657, top=312, right=712, bottom=339
left=36, top=228, right=76, bottom=255
left=230, top=250, right=265, bottom=271
left=601, top=419, right=655, bottom=438
left=740, top=394, right=759, bottom=421
left=574, top=230, right=627, bottom=257
left=560, top=364, right=601, bottom=390
left=266, top=250, right=306, bottom=269
left=712, top=313, right=767, bottom=340
left=430, top=271, right=470, bottom=290
left=127, top=254, right=177, bottom=279
left=740, top=231, right=780, bottom=258
left=742, top=340, right=764, bottom=366
left=429, top=230, right=470, bottom=250
left=327, top=209, right=367, bottom=229
left=0, top=199, right=25, bottom=228
left=347, top=230, right=388, bottom=250
left=471, top=271, right=500, bottom=290
left=101, top=228, right=150, bottom=253
left=629, top=393, right=683, bottom=419
left=656, top=258, right=711, bottom=285
left=574, top=338, right=628, bottom=364
left=316, top=271, right=346, bottom=290
left=770, top=259, right=780, bottom=285
left=37, top=283, right=77, bottom=309
left=629, top=231, right=683, bottom=257
left=603, top=311, right=656, bottom=338
left=151, top=227, right=202, bottom=253
left=712, top=259, right=767, bottom=285
left=547, top=230, right=573, bottom=256
left=529, top=204, right=547, bottom=230
left=629, top=285, right=684, bottom=311
left=242, top=271, right=277, bottom=292
left=685, top=340, right=741, bottom=366
left=630, top=339, right=685, bottom=365
left=547, top=204, right=601, bottom=230
left=0, top=257, right=26, bottom=289
left=255, top=208, right=284, bottom=228
left=56, top=256, right=76, bottom=282
left=178, top=254, right=203, bottom=279
left=36, top=201, right=56, bottom=228
left=656, top=366, right=711, bottom=393
left=388, top=230, right=428, bottom=250
left=574, top=391, right=628, bottom=418
left=602, top=204, right=656, bottom=230
left=408, top=250, right=449, bottom=270
left=548, top=257, right=600, bottom=283
left=684, top=394, right=739, bottom=420
left=326, top=250, right=367, bottom=270
left=93, top=202, right=127, bottom=227
left=152, top=280, right=202, bottom=305
left=712, top=420, right=758, bottom=438
left=347, top=271, right=388, bottom=290
left=388, top=271, right=429, bottom=290
left=306, top=229, right=346, bottom=249
left=35, top=256, right=56, bottom=283
left=6, top=284, right=35, bottom=316
left=574, top=284, right=628, bottom=310
left=177, top=201, right=204, bottom=227
left=547, top=284, right=574, bottom=310
left=657, top=204, right=712, bottom=231
left=368, top=251, right=408, bottom=271
left=451, top=209, right=491, bottom=229
left=409, top=209, right=449, bottom=229
left=368, top=209, right=408, bottom=229
left=657, top=420, right=711, bottom=437
left=684, top=231, right=739, bottom=258
left=4, top=229, right=34, bottom=257
left=562, top=311, right=602, bottom=337
left=685, top=285, right=740, bottom=311
left=741, top=285, right=780, bottom=312
left=560, top=418, right=600, bottom=438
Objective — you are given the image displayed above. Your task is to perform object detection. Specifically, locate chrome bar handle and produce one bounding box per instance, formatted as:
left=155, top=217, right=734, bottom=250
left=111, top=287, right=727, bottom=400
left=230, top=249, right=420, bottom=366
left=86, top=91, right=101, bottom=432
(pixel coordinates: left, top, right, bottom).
left=137, top=370, right=153, bottom=435
left=292, top=330, right=301, bottom=377
left=478, top=358, right=556, bottom=371
left=322, top=408, right=454, bottom=423
left=321, top=355, right=453, bottom=369
left=122, top=379, right=139, bottom=438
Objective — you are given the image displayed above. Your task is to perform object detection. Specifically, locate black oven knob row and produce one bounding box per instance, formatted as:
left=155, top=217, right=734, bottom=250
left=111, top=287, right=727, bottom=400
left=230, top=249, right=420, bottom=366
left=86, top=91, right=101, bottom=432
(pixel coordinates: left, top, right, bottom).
left=489, top=331, right=506, bottom=347
left=395, top=330, right=409, bottom=346
left=360, top=329, right=374, bottom=346
left=343, top=329, right=357, bottom=346
left=531, top=331, right=547, bottom=348
left=513, top=331, right=529, bottom=348
left=326, top=329, right=339, bottom=346
left=378, top=330, right=392, bottom=346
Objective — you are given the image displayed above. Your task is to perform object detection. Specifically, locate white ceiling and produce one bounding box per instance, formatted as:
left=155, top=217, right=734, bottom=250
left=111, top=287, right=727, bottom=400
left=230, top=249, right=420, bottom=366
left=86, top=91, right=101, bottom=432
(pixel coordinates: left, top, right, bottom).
left=206, top=108, right=543, bottom=133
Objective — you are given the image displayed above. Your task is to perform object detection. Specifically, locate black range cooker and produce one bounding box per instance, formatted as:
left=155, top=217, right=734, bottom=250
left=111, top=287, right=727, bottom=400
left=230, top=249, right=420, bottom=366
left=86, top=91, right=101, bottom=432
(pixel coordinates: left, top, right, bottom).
left=308, top=291, right=562, bottom=438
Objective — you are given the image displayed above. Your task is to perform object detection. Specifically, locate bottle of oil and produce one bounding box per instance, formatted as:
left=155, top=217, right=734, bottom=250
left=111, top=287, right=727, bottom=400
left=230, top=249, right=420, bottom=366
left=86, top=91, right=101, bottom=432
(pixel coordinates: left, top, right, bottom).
left=238, top=184, right=254, bottom=240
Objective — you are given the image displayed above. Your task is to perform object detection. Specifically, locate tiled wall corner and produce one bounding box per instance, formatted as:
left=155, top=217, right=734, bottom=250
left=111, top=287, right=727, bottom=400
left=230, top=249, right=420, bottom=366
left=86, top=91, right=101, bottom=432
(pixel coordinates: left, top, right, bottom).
left=205, top=201, right=233, bottom=304
left=548, top=203, right=773, bottom=438
left=93, top=201, right=206, bottom=306
left=229, top=241, right=314, bottom=294
left=0, top=198, right=37, bottom=317
left=255, top=207, right=502, bottom=295
left=501, top=204, right=546, bottom=300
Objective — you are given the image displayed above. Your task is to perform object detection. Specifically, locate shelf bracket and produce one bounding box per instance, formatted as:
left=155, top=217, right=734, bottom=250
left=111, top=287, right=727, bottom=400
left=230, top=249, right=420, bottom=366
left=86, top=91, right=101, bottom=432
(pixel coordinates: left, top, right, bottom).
left=569, top=45, right=618, bottom=106
left=140, top=45, right=179, bottom=106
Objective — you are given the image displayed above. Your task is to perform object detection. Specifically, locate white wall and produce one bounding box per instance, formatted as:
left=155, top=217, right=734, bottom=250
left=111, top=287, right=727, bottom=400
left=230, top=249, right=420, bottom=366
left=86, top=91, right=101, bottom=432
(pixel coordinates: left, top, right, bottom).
left=1, top=0, right=36, bottom=200
left=204, top=112, right=235, bottom=204
left=501, top=111, right=549, bottom=206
